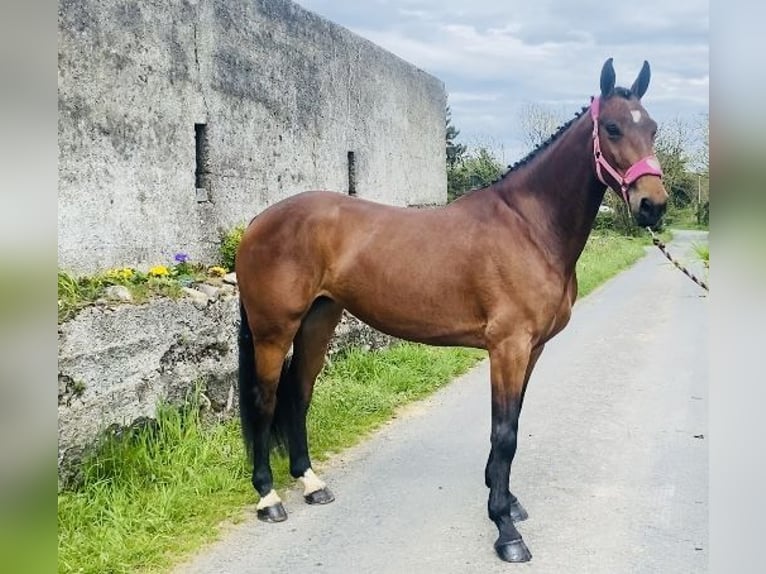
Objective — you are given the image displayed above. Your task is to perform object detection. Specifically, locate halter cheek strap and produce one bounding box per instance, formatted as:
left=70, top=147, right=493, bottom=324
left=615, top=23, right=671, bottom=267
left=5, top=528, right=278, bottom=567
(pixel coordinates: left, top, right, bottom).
left=590, top=96, right=663, bottom=205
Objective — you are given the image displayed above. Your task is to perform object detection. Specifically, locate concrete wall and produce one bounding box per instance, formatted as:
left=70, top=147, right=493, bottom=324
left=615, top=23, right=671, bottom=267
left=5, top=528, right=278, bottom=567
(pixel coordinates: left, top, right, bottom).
left=58, top=0, right=447, bottom=274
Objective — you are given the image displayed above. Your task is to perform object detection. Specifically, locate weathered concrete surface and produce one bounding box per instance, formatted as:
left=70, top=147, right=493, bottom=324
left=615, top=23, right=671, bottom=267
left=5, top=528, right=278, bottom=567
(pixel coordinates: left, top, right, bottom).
left=58, top=0, right=447, bottom=274
left=57, top=289, right=394, bottom=484
left=176, top=231, right=708, bottom=574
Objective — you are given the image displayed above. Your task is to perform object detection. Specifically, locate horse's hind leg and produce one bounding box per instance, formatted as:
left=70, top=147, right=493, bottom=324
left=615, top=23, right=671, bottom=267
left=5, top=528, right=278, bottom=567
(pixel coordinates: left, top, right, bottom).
left=250, top=340, right=296, bottom=522
left=239, top=303, right=299, bottom=523
left=278, top=297, right=343, bottom=504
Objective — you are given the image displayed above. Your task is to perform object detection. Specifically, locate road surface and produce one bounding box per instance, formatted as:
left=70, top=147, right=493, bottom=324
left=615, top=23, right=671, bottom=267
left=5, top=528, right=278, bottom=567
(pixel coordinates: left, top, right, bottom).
left=178, top=230, right=708, bottom=574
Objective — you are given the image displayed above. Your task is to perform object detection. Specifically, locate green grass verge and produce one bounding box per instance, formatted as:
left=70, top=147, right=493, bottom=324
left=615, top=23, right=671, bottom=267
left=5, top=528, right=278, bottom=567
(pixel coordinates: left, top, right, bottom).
left=57, top=230, right=656, bottom=574
left=576, top=230, right=660, bottom=297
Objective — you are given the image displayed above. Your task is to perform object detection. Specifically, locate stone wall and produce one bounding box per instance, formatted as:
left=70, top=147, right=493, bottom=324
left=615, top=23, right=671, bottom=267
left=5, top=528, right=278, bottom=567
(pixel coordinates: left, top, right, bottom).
left=58, top=0, right=447, bottom=274
left=57, top=285, right=394, bottom=483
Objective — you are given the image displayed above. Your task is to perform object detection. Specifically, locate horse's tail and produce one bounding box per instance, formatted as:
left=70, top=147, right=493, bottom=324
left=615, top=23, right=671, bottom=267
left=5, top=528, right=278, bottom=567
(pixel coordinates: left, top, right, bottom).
left=238, top=302, right=291, bottom=462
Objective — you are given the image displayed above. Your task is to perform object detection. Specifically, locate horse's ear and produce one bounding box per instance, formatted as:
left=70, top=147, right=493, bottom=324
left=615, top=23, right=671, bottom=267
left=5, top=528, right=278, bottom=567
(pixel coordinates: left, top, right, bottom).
left=600, top=58, right=616, bottom=98
left=630, top=60, right=651, bottom=99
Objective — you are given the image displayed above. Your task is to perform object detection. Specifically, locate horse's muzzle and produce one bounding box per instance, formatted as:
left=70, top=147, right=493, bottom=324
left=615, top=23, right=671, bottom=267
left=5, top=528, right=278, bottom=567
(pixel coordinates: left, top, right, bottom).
left=635, top=196, right=666, bottom=228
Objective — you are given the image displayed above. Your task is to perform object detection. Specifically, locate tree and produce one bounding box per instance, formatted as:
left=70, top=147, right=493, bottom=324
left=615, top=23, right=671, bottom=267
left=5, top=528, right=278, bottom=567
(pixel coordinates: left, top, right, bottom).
left=695, top=113, right=710, bottom=224
left=698, top=112, right=709, bottom=177
left=448, top=147, right=504, bottom=202
left=654, top=117, right=696, bottom=208
left=446, top=106, right=466, bottom=169
left=518, top=103, right=567, bottom=150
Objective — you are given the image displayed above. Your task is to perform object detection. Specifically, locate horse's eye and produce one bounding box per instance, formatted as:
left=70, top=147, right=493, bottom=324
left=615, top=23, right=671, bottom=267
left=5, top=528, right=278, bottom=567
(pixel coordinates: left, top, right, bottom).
left=651, top=130, right=657, bottom=142
left=605, top=123, right=621, bottom=138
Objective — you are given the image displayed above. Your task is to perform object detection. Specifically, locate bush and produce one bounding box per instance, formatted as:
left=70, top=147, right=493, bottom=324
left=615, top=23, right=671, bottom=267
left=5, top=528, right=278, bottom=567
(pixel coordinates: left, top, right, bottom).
left=219, top=225, right=245, bottom=271
left=699, top=200, right=709, bottom=225
left=592, top=194, right=642, bottom=236
left=447, top=147, right=504, bottom=201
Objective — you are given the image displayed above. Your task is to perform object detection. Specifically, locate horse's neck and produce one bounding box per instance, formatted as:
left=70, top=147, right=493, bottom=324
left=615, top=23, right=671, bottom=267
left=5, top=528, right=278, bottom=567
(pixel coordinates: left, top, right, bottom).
left=494, top=115, right=606, bottom=278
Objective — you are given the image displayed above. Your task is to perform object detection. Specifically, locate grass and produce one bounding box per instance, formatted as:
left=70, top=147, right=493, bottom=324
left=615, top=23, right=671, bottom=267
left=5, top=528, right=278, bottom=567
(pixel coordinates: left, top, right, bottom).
left=57, top=346, right=485, bottom=574
left=575, top=230, right=659, bottom=297
left=57, top=229, right=657, bottom=574
left=692, top=243, right=709, bottom=268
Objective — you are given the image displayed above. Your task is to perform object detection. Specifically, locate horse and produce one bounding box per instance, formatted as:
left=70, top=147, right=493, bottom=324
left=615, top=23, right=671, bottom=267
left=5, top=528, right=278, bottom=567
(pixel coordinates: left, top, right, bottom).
left=235, top=58, right=667, bottom=563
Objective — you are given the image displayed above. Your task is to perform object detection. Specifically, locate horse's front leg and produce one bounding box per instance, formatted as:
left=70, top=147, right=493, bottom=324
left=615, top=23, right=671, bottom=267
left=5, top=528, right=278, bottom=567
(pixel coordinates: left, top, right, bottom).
left=485, top=337, right=533, bottom=562
left=484, top=342, right=544, bottom=525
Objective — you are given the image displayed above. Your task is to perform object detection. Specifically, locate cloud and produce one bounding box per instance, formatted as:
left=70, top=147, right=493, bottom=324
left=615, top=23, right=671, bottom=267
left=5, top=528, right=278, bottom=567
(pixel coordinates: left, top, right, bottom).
left=447, top=92, right=502, bottom=104
left=297, top=0, right=708, bottom=159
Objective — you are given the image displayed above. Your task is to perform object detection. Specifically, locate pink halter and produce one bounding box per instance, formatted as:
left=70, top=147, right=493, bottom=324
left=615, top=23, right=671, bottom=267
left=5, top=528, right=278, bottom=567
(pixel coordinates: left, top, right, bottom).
left=590, top=96, right=663, bottom=205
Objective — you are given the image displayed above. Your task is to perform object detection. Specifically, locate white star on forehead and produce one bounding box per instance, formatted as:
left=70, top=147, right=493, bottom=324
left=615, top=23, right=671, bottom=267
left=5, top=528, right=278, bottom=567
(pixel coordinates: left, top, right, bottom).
left=630, top=110, right=642, bottom=123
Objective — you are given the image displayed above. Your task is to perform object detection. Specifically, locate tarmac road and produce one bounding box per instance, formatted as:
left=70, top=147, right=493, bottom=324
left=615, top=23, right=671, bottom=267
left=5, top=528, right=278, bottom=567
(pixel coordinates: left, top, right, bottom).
left=178, top=230, right=708, bottom=574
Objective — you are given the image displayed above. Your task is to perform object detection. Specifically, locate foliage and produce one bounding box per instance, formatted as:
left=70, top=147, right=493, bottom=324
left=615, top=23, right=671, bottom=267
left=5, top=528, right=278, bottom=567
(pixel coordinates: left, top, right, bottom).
left=697, top=112, right=709, bottom=177
left=446, top=105, right=466, bottom=169
left=447, top=147, right=505, bottom=202
left=662, top=205, right=709, bottom=230
left=445, top=102, right=503, bottom=201
left=693, top=243, right=709, bottom=268
left=57, top=254, right=220, bottom=323
left=654, top=121, right=695, bottom=208
left=219, top=225, right=245, bottom=271
left=592, top=193, right=644, bottom=236
left=653, top=116, right=709, bottom=228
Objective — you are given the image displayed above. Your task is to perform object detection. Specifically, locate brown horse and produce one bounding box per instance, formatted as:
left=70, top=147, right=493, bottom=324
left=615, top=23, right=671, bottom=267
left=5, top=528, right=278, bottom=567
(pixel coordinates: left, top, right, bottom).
left=235, top=58, right=667, bottom=563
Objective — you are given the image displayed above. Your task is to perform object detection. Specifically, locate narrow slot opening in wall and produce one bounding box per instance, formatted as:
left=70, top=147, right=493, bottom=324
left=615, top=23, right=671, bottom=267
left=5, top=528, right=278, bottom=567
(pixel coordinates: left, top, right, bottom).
left=347, top=151, right=356, bottom=196
left=195, top=123, right=209, bottom=201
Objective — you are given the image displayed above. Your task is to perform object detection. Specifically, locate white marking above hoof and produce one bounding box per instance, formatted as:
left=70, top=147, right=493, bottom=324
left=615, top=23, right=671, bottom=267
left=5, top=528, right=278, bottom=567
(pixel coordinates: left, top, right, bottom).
left=256, top=489, right=282, bottom=510
left=300, top=468, right=327, bottom=496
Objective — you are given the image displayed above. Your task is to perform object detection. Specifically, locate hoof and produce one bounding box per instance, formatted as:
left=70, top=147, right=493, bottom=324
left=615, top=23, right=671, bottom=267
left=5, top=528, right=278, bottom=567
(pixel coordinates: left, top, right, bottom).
left=304, top=487, right=335, bottom=505
left=495, top=538, right=532, bottom=563
left=510, top=499, right=529, bottom=523
left=256, top=502, right=288, bottom=523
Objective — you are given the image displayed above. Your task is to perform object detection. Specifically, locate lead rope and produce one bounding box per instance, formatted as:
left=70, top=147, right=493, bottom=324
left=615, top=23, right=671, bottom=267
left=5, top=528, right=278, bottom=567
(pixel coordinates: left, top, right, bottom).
left=645, top=227, right=709, bottom=292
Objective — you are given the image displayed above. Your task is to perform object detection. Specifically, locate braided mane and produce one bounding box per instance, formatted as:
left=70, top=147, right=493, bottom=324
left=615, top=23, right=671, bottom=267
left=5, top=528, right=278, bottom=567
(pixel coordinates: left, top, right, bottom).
left=496, top=105, right=590, bottom=182
left=494, top=87, right=633, bottom=184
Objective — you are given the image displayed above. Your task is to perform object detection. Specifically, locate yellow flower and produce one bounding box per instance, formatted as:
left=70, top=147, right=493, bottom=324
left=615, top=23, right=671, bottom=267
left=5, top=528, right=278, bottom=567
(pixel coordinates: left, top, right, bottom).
left=208, top=266, right=227, bottom=277
left=105, top=267, right=135, bottom=281
left=148, top=265, right=170, bottom=277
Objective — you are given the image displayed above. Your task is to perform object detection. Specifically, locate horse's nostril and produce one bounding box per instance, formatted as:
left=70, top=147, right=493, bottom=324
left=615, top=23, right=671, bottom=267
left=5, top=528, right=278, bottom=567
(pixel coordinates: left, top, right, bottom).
left=640, top=197, right=652, bottom=213
left=640, top=197, right=664, bottom=218
left=637, top=197, right=665, bottom=227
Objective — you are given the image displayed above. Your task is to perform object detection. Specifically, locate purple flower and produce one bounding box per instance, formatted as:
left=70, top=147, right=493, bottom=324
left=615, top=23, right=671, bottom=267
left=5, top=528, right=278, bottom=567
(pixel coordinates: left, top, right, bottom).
left=174, top=252, right=189, bottom=264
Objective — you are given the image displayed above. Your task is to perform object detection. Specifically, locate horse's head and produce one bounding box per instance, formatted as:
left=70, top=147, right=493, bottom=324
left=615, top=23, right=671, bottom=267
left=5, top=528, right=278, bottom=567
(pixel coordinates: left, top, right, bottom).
left=593, top=58, right=668, bottom=228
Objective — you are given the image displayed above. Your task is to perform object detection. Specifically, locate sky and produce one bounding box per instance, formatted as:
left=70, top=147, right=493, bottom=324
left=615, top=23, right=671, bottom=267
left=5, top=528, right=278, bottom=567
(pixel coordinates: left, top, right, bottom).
left=296, top=0, right=709, bottom=165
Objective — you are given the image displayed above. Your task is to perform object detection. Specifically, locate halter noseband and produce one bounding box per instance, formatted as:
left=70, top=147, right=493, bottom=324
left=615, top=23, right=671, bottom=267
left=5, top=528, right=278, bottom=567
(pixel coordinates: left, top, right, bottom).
left=590, top=96, right=663, bottom=205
